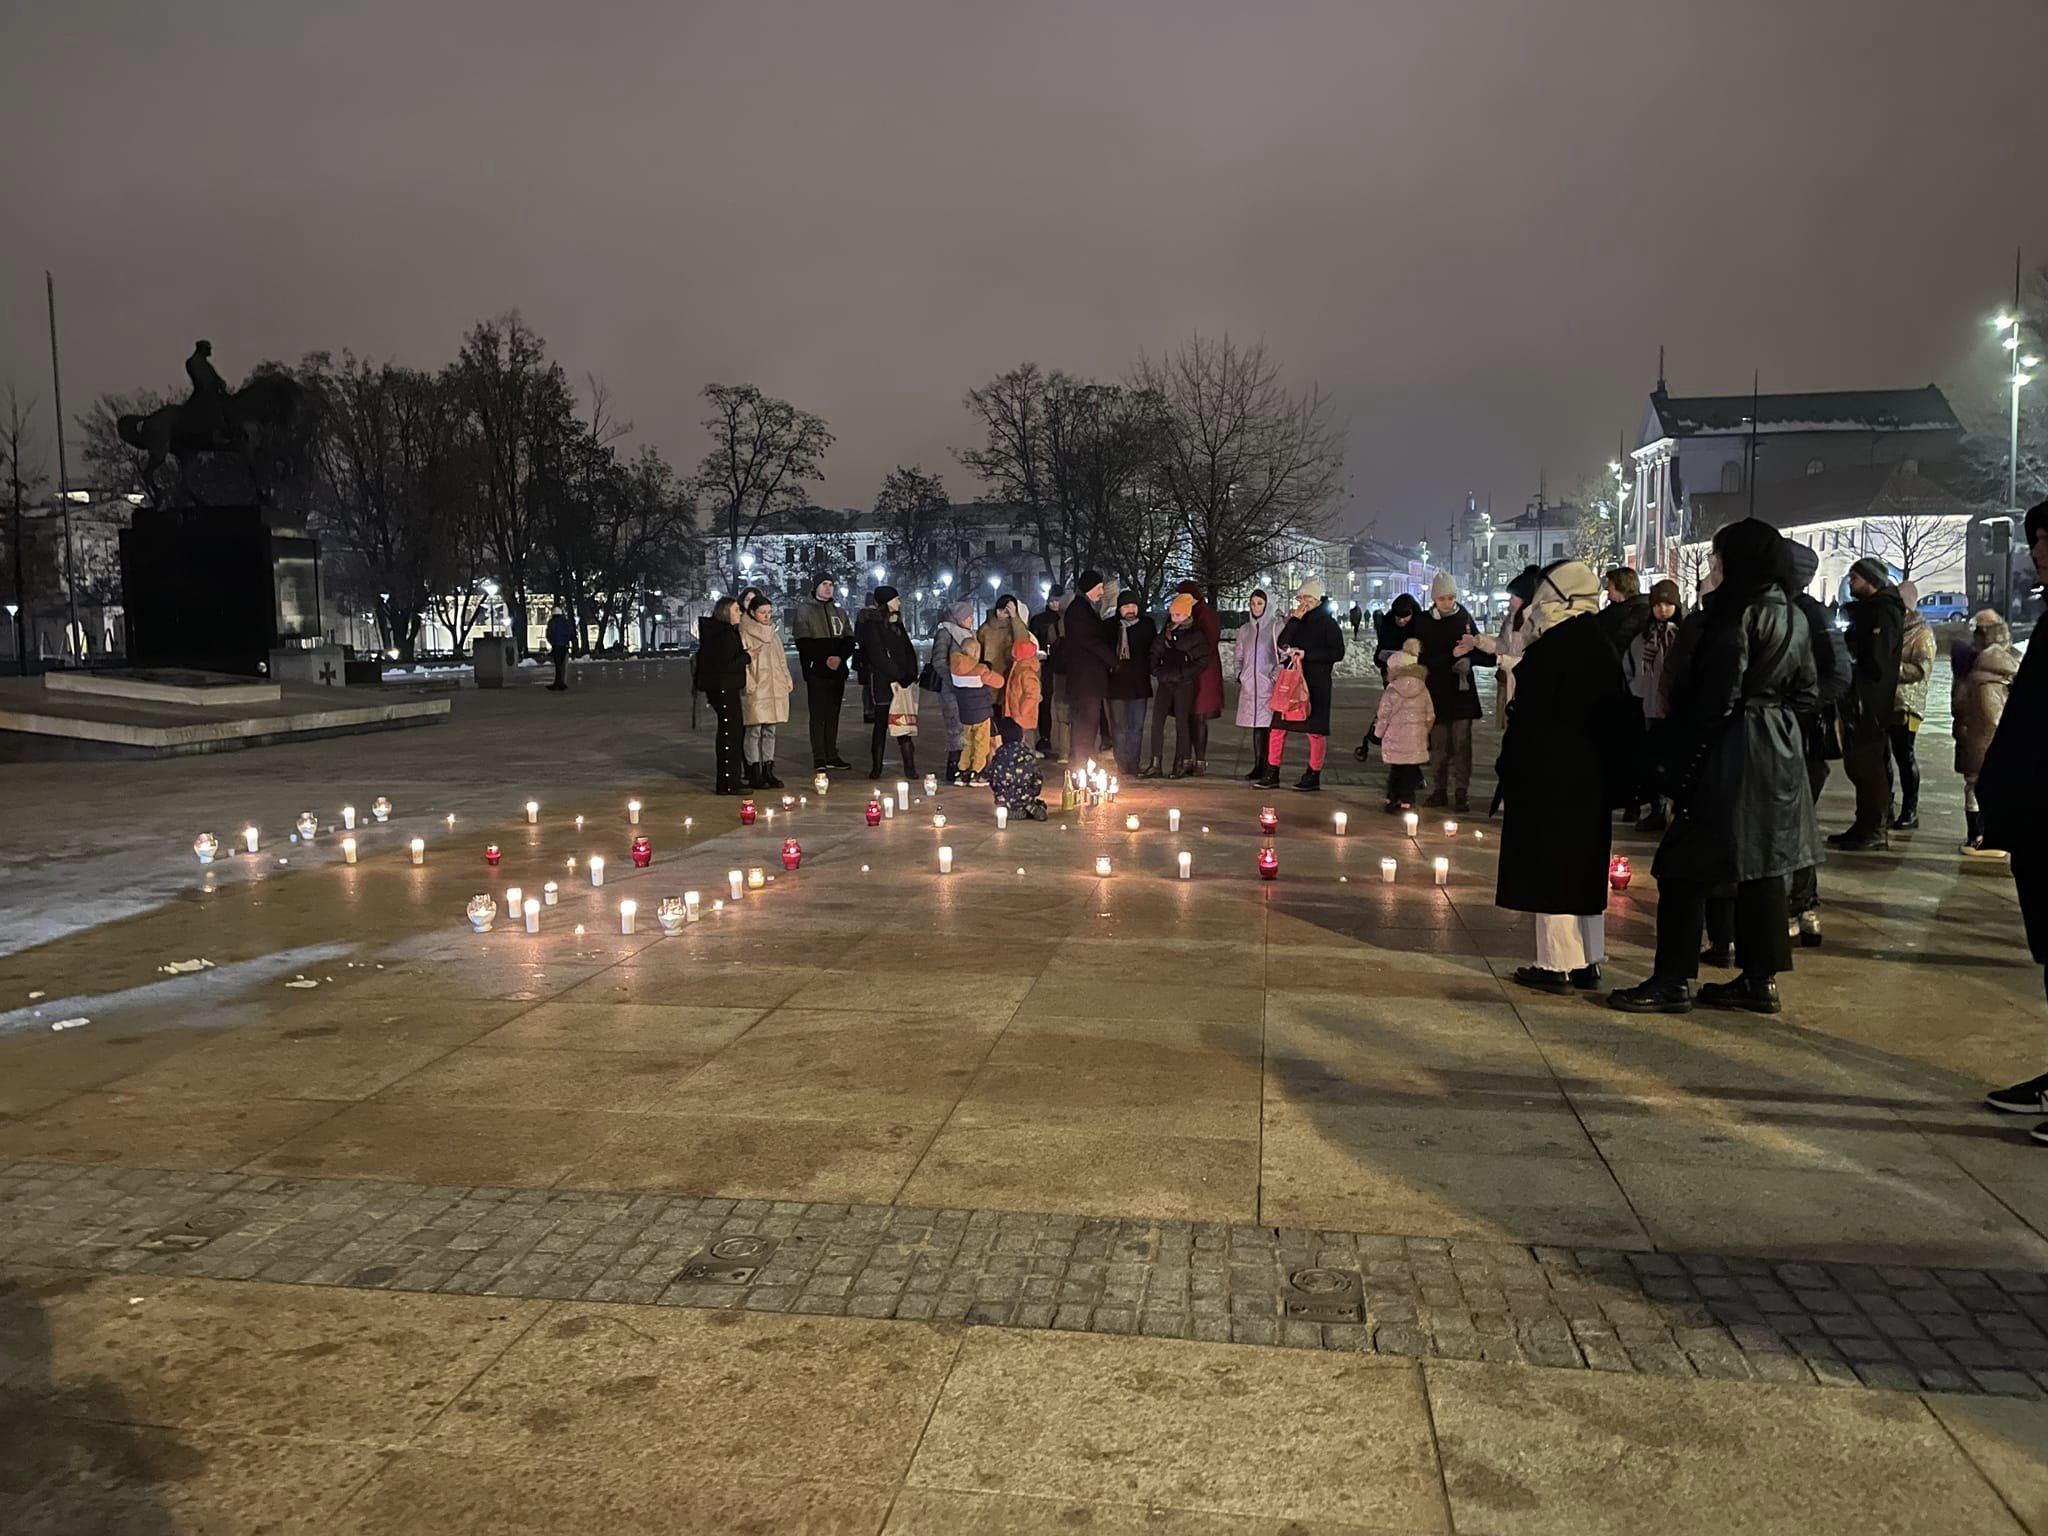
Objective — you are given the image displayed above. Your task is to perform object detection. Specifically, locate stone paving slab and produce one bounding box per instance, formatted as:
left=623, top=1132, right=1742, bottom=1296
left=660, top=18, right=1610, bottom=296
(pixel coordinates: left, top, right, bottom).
left=7, top=1157, right=2048, bottom=1400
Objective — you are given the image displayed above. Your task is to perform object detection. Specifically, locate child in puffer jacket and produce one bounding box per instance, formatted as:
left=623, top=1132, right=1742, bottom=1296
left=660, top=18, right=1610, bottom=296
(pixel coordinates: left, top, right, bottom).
left=989, top=638, right=1049, bottom=820
left=948, top=635, right=1005, bottom=785
left=1371, top=640, right=1435, bottom=812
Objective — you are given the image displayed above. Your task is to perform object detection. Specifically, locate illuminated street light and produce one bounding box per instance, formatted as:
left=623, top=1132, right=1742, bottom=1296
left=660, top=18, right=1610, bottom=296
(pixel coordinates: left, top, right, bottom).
left=987, top=574, right=1001, bottom=592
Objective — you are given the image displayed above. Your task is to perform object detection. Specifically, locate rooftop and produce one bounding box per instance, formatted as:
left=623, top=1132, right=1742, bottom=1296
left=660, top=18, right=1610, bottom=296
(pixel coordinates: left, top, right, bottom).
left=1648, top=384, right=1961, bottom=439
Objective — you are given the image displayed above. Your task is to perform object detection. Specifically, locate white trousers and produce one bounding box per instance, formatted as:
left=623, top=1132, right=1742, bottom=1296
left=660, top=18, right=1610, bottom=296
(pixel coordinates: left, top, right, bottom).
left=1535, top=913, right=1606, bottom=972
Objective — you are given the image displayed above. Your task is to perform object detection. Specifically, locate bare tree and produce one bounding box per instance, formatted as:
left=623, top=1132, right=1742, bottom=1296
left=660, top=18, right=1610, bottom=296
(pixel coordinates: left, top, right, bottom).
left=1135, top=334, right=1344, bottom=600
left=872, top=465, right=951, bottom=598
left=1043, top=379, right=1161, bottom=581
left=692, top=383, right=833, bottom=589
left=2, top=387, right=52, bottom=669
left=455, top=312, right=576, bottom=649
left=1867, top=495, right=1970, bottom=586
left=959, top=364, right=1059, bottom=573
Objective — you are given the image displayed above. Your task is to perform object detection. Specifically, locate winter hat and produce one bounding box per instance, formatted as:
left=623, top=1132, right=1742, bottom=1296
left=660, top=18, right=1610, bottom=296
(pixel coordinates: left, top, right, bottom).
left=1295, top=575, right=1325, bottom=603
left=1506, top=565, right=1541, bottom=606
left=947, top=601, right=974, bottom=629
left=1176, top=579, right=1203, bottom=598
left=1848, top=556, right=1891, bottom=591
left=1713, top=518, right=1788, bottom=598
left=1430, top=570, right=1457, bottom=603
left=1388, top=592, right=1421, bottom=621
left=874, top=584, right=901, bottom=608
left=1012, top=636, right=1038, bottom=661
left=1780, top=540, right=1820, bottom=588
left=1167, top=593, right=1195, bottom=623
left=1074, top=569, right=1105, bottom=597
left=1388, top=638, right=1424, bottom=675
left=1526, top=559, right=1601, bottom=635
left=811, top=573, right=836, bottom=599
left=1648, top=578, right=1683, bottom=609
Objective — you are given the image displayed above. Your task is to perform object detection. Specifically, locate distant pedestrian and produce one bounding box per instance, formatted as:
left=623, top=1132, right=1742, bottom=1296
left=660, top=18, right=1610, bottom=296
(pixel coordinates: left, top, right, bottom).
left=857, top=587, right=920, bottom=781
left=546, top=608, right=574, bottom=691
left=1257, top=577, right=1345, bottom=792
left=791, top=574, right=856, bottom=771
left=1978, top=496, right=2048, bottom=1137
left=1234, top=589, right=1281, bottom=780
left=1370, top=640, right=1433, bottom=812
left=1952, top=610, right=2020, bottom=856
left=693, top=598, right=748, bottom=795
left=738, top=592, right=793, bottom=789
left=1610, top=518, right=1818, bottom=1016
left=1832, top=557, right=1904, bottom=851
left=1888, top=580, right=1936, bottom=831
left=1348, top=602, right=1363, bottom=640
left=1148, top=593, right=1208, bottom=778
left=1496, top=561, right=1636, bottom=994
left=1175, top=580, right=1224, bottom=774
left=1107, top=589, right=1157, bottom=777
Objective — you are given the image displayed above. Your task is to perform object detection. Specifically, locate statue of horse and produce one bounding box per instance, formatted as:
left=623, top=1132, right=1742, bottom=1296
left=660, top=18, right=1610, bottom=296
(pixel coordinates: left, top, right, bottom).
left=117, top=373, right=310, bottom=506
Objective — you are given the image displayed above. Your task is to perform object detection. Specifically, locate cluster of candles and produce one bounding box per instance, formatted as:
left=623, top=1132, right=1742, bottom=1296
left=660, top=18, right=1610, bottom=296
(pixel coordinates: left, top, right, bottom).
left=199, top=796, right=398, bottom=867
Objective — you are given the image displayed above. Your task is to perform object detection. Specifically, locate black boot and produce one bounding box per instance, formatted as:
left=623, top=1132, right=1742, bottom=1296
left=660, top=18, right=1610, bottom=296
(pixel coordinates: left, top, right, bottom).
left=744, top=760, right=763, bottom=789
left=1291, top=768, right=1321, bottom=792
left=761, top=760, right=785, bottom=789
left=1256, top=761, right=1281, bottom=789
left=900, top=741, right=919, bottom=779
left=1698, top=973, right=1783, bottom=1015
left=1247, top=730, right=1270, bottom=779
left=944, top=752, right=960, bottom=786
left=1962, top=807, right=1985, bottom=853
left=1607, top=977, right=1694, bottom=1014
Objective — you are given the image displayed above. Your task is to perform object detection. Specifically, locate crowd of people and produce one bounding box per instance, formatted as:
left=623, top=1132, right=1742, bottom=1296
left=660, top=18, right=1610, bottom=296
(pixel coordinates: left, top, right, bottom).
left=686, top=506, right=2045, bottom=1132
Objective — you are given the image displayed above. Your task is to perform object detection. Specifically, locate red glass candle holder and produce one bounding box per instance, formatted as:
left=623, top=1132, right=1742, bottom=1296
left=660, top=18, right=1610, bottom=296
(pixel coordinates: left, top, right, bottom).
left=631, top=835, right=653, bottom=868
left=1608, top=855, right=1632, bottom=891
left=484, top=845, right=502, bottom=866
left=1258, top=846, right=1279, bottom=881
left=865, top=800, right=883, bottom=827
left=1258, top=806, right=1279, bottom=835
left=781, top=838, right=802, bottom=871
left=739, top=799, right=757, bottom=826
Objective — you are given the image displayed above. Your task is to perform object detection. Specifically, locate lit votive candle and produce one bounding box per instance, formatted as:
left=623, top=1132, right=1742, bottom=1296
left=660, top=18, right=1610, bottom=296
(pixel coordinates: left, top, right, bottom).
left=341, top=805, right=356, bottom=830
left=747, top=867, right=766, bottom=890
left=924, top=773, right=938, bottom=796
left=628, top=799, right=642, bottom=825
left=543, top=881, right=559, bottom=905
left=938, top=845, right=954, bottom=874
left=882, top=799, right=895, bottom=820
left=763, top=806, right=776, bottom=824
left=814, top=772, right=829, bottom=795
left=243, top=826, right=260, bottom=854
left=933, top=812, right=947, bottom=830
left=1334, top=811, right=1348, bottom=835
left=1433, top=856, right=1449, bottom=886
left=575, top=815, right=585, bottom=832
left=728, top=869, right=744, bottom=900
left=1403, top=811, right=1420, bottom=836
left=896, top=781, right=910, bottom=810
left=1125, top=814, right=1140, bottom=832
left=589, top=855, right=605, bottom=887
left=446, top=814, right=456, bottom=830
left=525, top=800, right=539, bottom=823
left=505, top=886, right=523, bottom=912
left=1094, top=856, right=1112, bottom=878
left=523, top=897, right=540, bottom=934
left=1443, top=820, right=1459, bottom=837
left=1178, top=851, right=1192, bottom=880
left=683, top=890, right=702, bottom=921
left=409, top=837, right=425, bottom=865
left=995, top=806, right=1008, bottom=829
left=342, top=836, right=358, bottom=865
left=1380, top=857, right=1397, bottom=884
left=619, top=898, right=637, bottom=934
left=1168, top=808, right=1181, bottom=831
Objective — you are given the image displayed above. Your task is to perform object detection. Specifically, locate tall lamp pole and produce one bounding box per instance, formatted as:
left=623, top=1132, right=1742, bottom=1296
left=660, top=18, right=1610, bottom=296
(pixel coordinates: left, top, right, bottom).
left=1994, top=249, right=2038, bottom=619
left=45, top=273, right=77, bottom=661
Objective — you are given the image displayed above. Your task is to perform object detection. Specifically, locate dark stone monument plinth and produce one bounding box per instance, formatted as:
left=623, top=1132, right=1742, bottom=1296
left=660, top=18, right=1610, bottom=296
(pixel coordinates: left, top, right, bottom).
left=119, top=506, right=322, bottom=676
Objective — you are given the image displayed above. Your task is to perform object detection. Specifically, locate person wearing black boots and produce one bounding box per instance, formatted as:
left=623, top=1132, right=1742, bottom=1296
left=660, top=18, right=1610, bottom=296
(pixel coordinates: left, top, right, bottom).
left=693, top=597, right=749, bottom=795
left=1258, top=578, right=1345, bottom=791
left=857, top=587, right=921, bottom=781
left=1609, top=518, right=1819, bottom=1016
left=1234, top=589, right=1281, bottom=780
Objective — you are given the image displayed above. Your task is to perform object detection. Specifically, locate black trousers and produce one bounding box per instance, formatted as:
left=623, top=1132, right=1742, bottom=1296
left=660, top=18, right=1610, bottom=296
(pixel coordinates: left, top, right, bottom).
left=1842, top=720, right=1892, bottom=836
left=708, top=690, right=742, bottom=791
left=551, top=647, right=569, bottom=687
left=806, top=671, right=847, bottom=764
left=1886, top=722, right=1920, bottom=816
left=1661, top=876, right=1790, bottom=981
left=870, top=716, right=917, bottom=776
left=1189, top=713, right=1209, bottom=762
left=1788, top=749, right=1829, bottom=914
left=1069, top=692, right=1105, bottom=761
left=1151, top=680, right=1195, bottom=768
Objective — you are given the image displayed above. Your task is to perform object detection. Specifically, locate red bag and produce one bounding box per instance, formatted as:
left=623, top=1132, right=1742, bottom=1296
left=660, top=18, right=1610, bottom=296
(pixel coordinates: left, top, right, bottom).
left=1270, top=658, right=1309, bottom=722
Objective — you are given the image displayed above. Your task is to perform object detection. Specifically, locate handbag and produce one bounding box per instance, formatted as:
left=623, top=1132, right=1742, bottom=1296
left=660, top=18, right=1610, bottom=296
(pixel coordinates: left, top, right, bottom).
left=1270, top=658, right=1310, bottom=722
left=887, top=682, right=921, bottom=738
left=918, top=659, right=944, bottom=694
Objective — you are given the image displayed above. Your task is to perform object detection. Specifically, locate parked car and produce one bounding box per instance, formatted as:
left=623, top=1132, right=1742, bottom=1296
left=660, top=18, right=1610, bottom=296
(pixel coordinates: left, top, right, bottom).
left=1916, top=590, right=1970, bottom=622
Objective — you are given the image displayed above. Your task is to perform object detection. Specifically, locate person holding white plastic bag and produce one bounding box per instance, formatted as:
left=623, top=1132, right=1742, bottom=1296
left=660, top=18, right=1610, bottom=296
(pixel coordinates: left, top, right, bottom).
left=857, top=586, right=920, bottom=781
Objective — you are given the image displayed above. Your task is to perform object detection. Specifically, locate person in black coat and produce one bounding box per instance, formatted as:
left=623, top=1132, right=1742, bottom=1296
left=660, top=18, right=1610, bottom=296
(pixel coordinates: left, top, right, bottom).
left=1496, top=561, right=1638, bottom=993
left=1147, top=593, right=1209, bottom=778
left=1258, top=578, right=1345, bottom=792
left=1610, top=517, right=1820, bottom=1016
left=1413, top=574, right=1495, bottom=811
left=692, top=598, right=749, bottom=795
left=1833, top=557, right=1905, bottom=850
left=1105, top=589, right=1158, bottom=777
left=1060, top=572, right=1114, bottom=763
left=1776, top=541, right=1851, bottom=945
left=856, top=586, right=920, bottom=780
left=1980, top=497, right=2048, bottom=1133
left=1595, top=568, right=1652, bottom=817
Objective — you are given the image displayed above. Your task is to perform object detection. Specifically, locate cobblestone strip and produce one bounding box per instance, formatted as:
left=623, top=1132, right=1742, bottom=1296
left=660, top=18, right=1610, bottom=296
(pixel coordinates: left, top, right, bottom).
left=5, top=1159, right=2046, bottom=1398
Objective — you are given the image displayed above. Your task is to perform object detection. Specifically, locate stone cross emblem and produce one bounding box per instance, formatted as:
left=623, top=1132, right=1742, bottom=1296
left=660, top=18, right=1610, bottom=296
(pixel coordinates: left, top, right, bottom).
left=317, top=661, right=337, bottom=685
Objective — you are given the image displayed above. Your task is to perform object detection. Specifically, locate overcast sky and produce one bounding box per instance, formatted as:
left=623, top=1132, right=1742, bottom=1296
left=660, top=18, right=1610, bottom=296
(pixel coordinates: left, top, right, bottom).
left=5, top=0, right=2047, bottom=542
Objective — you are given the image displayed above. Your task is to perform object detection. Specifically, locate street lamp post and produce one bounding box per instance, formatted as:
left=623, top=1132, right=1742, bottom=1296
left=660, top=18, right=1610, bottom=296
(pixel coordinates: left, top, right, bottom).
left=1992, top=304, right=2038, bottom=618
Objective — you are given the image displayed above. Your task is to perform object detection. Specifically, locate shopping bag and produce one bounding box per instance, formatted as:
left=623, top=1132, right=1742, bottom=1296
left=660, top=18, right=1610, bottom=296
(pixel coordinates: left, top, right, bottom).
left=887, top=682, right=921, bottom=737
left=1270, top=658, right=1310, bottom=722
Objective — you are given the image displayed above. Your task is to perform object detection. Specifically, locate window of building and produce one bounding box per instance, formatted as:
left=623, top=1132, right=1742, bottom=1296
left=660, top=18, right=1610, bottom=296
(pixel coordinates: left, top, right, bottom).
left=864, top=543, right=876, bottom=560
left=985, top=539, right=998, bottom=555
left=1720, top=461, right=1743, bottom=493
left=1974, top=572, right=1993, bottom=605
left=1806, top=458, right=1824, bottom=476
left=1011, top=538, right=1023, bottom=553
left=1518, top=542, right=1530, bottom=558
left=1551, top=541, right=1564, bottom=558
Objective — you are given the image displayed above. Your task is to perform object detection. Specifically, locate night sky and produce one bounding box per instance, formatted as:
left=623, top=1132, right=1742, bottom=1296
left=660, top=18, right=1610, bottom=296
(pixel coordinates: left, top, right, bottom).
left=5, top=1, right=2047, bottom=542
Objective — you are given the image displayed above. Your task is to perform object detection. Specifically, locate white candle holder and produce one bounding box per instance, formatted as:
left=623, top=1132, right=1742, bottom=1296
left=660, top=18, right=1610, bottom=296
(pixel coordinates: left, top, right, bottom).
left=683, top=890, right=702, bottom=922
left=933, top=812, right=947, bottom=830
left=525, top=800, right=539, bottom=823
left=923, top=774, right=938, bottom=795
left=194, top=832, right=218, bottom=864
left=409, top=837, right=425, bottom=866
left=1403, top=811, right=1419, bottom=836
left=1178, top=851, right=1192, bottom=880
left=628, top=799, right=642, bottom=825
left=1443, top=820, right=1459, bottom=837
left=543, top=881, right=559, bottom=905
left=896, top=781, right=910, bottom=810
left=341, top=805, right=356, bottom=830
left=467, top=894, right=497, bottom=932
left=371, top=797, right=392, bottom=823
left=938, top=845, right=954, bottom=873
left=1333, top=812, right=1348, bottom=835
left=505, top=886, right=523, bottom=912
left=746, top=868, right=766, bottom=890
left=1124, top=814, right=1140, bottom=832
left=242, top=826, right=260, bottom=854
left=656, top=897, right=685, bottom=934
left=1380, top=857, right=1397, bottom=883
left=1433, top=857, right=1449, bottom=887
left=619, top=898, right=638, bottom=934
left=523, top=897, right=541, bottom=934
left=882, top=799, right=895, bottom=819
left=814, top=772, right=830, bottom=795
left=1094, top=856, right=1112, bottom=878
left=995, top=806, right=1008, bottom=829
left=575, top=815, right=585, bottom=832
left=1168, top=808, right=1181, bottom=832
left=589, top=855, right=606, bottom=887
left=342, top=837, right=358, bottom=865
left=728, top=870, right=744, bottom=900
left=296, top=811, right=319, bottom=842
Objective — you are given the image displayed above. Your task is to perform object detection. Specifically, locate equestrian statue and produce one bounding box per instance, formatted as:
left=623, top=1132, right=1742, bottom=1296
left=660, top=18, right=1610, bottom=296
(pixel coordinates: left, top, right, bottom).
left=117, top=341, right=310, bottom=507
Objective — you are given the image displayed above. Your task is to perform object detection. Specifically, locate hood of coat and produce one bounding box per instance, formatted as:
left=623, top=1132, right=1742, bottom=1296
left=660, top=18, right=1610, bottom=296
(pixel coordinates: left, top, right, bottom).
left=1529, top=560, right=1602, bottom=637
left=739, top=611, right=781, bottom=647
left=1387, top=592, right=1422, bottom=623
left=1968, top=643, right=2023, bottom=688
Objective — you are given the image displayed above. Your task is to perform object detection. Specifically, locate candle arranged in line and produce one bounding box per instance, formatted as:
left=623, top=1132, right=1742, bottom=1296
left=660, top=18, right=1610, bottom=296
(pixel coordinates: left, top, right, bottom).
left=728, top=869, right=744, bottom=900
left=485, top=845, right=502, bottom=866
left=342, top=837, right=358, bottom=865
left=341, top=805, right=356, bottom=830
left=1443, top=820, right=1459, bottom=837
left=740, top=798, right=757, bottom=826
left=1258, top=846, right=1279, bottom=881
left=575, top=814, right=585, bottom=832
left=243, top=826, right=260, bottom=854
left=523, top=897, right=540, bottom=934
left=589, top=855, right=606, bottom=886
left=1178, top=851, right=1192, bottom=880
left=543, top=880, right=559, bottom=905
left=409, top=838, right=425, bottom=866
left=1381, top=857, right=1397, bottom=883
left=657, top=897, right=685, bottom=934
left=525, top=800, right=539, bottom=823
left=1094, top=856, right=1113, bottom=877
left=866, top=800, right=883, bottom=826
left=631, top=835, right=653, bottom=868
left=932, top=812, right=947, bottom=829
left=1259, top=806, right=1278, bottom=835
left=627, top=799, right=642, bottom=825
left=371, top=797, right=392, bottom=823
left=683, top=890, right=702, bottom=921
left=468, top=894, right=496, bottom=931
left=994, top=806, right=1008, bottom=829
left=1168, top=808, right=1181, bottom=832
left=1433, top=856, right=1449, bottom=886
left=194, top=832, right=218, bottom=864
left=938, top=845, right=954, bottom=874
left=1403, top=811, right=1420, bottom=836
left=781, top=839, right=802, bottom=871
left=924, top=774, right=939, bottom=796
left=505, top=886, right=523, bottom=912
left=1125, top=815, right=1141, bottom=832
left=882, top=799, right=895, bottom=820
left=1333, top=811, right=1348, bottom=835
left=297, top=811, right=319, bottom=841
left=746, top=867, right=766, bottom=890
left=619, top=898, right=637, bottom=934
left=896, top=781, right=910, bottom=810
left=814, top=772, right=830, bottom=795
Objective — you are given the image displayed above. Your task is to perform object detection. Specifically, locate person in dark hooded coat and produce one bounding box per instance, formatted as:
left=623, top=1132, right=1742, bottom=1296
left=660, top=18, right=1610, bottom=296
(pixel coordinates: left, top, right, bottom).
left=1778, top=540, right=1850, bottom=946
left=856, top=586, right=920, bottom=780
left=1496, top=560, right=1639, bottom=993
left=1832, top=556, right=1905, bottom=850
left=1610, top=518, right=1819, bottom=1016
